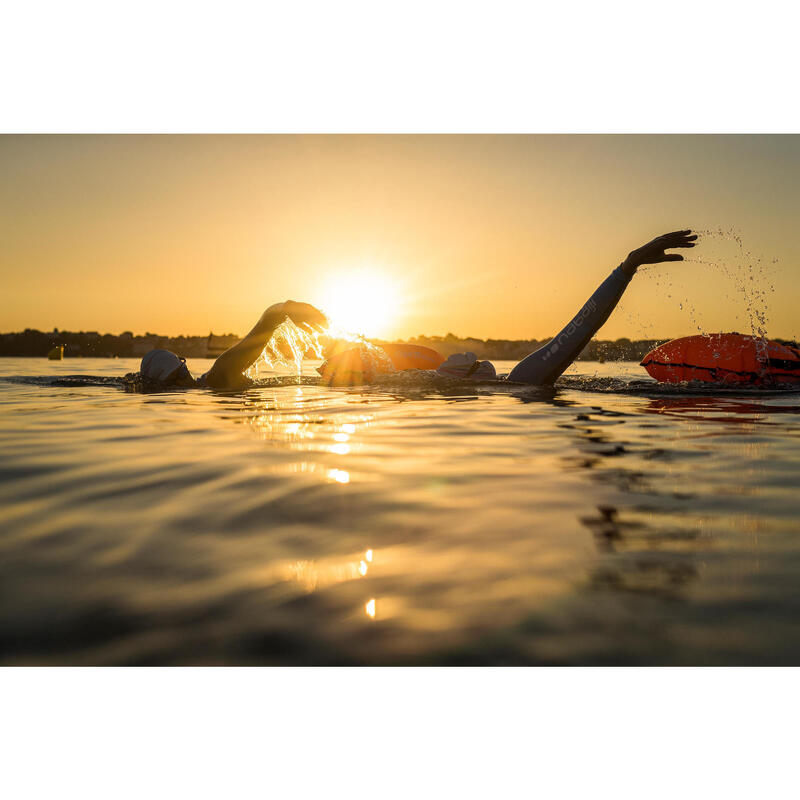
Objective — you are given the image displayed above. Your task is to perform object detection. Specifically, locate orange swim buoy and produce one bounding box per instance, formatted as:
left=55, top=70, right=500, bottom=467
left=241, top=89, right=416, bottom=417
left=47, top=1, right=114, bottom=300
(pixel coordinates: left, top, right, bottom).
left=641, top=333, right=800, bottom=385
left=318, top=343, right=444, bottom=385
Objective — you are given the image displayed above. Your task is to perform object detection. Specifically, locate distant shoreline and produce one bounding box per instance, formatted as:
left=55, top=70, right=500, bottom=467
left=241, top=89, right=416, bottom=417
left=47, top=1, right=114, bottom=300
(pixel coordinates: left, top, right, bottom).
left=0, top=330, right=241, bottom=360
left=3, top=328, right=796, bottom=363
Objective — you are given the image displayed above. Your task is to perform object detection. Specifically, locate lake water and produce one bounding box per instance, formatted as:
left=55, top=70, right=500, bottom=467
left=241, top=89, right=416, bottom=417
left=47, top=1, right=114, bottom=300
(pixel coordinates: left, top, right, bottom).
left=2, top=356, right=800, bottom=665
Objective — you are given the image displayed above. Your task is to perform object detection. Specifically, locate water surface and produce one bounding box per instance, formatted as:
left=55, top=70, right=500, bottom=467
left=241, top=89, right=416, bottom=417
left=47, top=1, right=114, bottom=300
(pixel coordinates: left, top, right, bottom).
left=2, top=357, right=799, bottom=665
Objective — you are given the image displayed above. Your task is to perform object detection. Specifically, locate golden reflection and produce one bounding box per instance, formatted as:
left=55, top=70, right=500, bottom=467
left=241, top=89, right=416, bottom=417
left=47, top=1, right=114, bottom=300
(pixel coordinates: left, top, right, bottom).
left=241, top=398, right=373, bottom=461
left=284, top=422, right=302, bottom=437
left=281, top=462, right=317, bottom=474
left=365, top=549, right=373, bottom=562
left=238, top=398, right=378, bottom=486
left=267, top=461, right=357, bottom=483
left=365, top=598, right=376, bottom=618
left=327, top=468, right=350, bottom=484
left=282, top=548, right=372, bottom=593
left=284, top=559, right=358, bottom=592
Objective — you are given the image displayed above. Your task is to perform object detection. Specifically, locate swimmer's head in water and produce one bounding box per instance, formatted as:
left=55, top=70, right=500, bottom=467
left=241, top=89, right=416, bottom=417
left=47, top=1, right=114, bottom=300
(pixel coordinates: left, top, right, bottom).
left=140, top=349, right=195, bottom=387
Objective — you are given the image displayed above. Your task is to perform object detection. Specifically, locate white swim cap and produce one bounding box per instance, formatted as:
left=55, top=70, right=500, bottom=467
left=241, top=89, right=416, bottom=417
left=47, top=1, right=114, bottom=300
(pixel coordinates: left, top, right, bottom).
left=437, top=352, right=497, bottom=380
left=140, top=349, right=190, bottom=383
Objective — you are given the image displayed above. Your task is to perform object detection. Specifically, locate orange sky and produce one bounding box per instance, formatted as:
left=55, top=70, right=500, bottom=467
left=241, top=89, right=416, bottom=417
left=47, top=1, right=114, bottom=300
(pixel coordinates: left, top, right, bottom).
left=2, top=135, right=799, bottom=341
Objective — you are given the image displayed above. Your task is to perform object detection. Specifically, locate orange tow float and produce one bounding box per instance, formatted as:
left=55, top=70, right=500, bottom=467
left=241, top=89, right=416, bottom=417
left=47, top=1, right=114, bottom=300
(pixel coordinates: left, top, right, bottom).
left=641, top=333, right=800, bottom=385
left=318, top=343, right=445, bottom=386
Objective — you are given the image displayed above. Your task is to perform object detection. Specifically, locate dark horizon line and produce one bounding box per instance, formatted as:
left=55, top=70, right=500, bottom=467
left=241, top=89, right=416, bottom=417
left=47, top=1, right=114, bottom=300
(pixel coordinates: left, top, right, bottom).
left=2, top=327, right=792, bottom=342
left=2, top=327, right=797, bottom=363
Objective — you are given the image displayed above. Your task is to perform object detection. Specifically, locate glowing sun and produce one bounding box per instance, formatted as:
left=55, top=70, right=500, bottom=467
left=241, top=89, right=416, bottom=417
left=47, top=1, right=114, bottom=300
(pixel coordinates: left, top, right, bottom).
left=317, top=269, right=401, bottom=338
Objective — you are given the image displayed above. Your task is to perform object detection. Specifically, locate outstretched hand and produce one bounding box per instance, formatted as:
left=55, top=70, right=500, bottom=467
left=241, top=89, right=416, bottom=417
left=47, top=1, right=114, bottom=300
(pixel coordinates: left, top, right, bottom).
left=622, top=230, right=698, bottom=275
left=263, top=301, right=329, bottom=331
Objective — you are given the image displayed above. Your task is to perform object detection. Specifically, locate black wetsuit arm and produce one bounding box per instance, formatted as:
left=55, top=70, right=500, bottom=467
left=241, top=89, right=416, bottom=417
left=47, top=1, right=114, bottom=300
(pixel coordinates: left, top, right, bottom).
left=507, top=265, right=633, bottom=384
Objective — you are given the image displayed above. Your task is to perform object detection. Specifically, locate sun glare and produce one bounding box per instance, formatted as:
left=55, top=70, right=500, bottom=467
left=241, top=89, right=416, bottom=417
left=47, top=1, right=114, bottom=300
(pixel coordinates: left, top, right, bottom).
left=317, top=270, right=400, bottom=338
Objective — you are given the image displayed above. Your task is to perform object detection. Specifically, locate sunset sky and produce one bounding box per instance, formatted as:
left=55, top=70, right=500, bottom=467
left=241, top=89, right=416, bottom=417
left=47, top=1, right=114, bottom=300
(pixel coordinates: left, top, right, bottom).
left=2, top=135, right=799, bottom=341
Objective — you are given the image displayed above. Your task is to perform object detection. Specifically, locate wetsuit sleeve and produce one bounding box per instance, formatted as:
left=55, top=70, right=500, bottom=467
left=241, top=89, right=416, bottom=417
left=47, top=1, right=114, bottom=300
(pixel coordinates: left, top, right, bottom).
left=507, top=265, right=633, bottom=385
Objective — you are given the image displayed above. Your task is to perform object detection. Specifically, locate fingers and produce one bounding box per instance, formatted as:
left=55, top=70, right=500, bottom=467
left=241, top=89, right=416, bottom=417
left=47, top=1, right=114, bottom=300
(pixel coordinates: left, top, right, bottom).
left=303, top=309, right=330, bottom=329
left=299, top=312, right=328, bottom=328
left=662, top=253, right=684, bottom=261
left=279, top=301, right=329, bottom=329
left=658, top=233, right=697, bottom=258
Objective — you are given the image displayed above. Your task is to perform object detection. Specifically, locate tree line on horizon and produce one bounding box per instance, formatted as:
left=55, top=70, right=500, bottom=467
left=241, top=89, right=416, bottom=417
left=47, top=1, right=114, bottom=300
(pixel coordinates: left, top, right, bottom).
left=0, top=329, right=241, bottom=359
left=1, top=327, right=671, bottom=362
left=395, top=332, right=665, bottom=362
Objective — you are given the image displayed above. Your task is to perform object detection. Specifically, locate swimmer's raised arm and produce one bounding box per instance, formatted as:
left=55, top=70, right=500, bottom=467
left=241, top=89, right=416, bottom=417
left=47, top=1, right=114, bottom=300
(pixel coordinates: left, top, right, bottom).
left=507, top=230, right=697, bottom=385
left=204, top=301, right=327, bottom=389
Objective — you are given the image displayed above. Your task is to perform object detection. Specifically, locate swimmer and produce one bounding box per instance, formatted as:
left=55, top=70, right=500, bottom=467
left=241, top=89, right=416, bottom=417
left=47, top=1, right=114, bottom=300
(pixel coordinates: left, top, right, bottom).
left=139, top=301, right=328, bottom=389
left=139, top=230, right=696, bottom=389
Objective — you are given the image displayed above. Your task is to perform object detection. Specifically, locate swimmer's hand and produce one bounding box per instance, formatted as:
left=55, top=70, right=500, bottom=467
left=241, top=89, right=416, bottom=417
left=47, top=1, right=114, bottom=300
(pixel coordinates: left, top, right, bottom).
left=621, top=230, right=698, bottom=276
left=260, top=301, right=328, bottom=332
left=206, top=301, right=329, bottom=389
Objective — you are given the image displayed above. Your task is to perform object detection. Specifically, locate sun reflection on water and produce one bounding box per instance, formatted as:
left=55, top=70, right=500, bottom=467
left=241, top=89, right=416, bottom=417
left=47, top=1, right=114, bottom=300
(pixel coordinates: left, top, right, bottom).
left=327, top=468, right=350, bottom=484
left=238, top=394, right=378, bottom=485
left=281, top=549, right=375, bottom=594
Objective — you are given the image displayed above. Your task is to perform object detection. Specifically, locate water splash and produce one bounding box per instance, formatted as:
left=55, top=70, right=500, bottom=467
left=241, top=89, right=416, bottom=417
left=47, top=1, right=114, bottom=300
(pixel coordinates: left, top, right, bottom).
left=630, top=227, right=778, bottom=375
left=687, top=228, right=778, bottom=376
left=689, top=227, right=776, bottom=343
left=245, top=317, right=326, bottom=380
left=325, top=326, right=396, bottom=376
left=245, top=319, right=396, bottom=382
